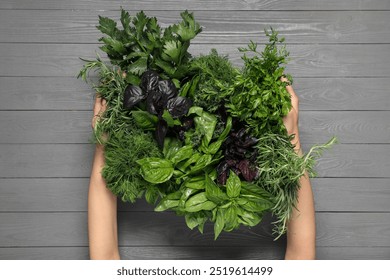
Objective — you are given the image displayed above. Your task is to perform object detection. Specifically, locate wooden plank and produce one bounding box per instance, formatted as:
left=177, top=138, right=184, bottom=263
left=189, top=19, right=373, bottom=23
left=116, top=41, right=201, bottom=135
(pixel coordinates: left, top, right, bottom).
left=0, top=111, right=92, bottom=144
left=0, top=178, right=89, bottom=212
left=316, top=246, right=390, bottom=260
left=0, top=246, right=285, bottom=260
left=0, top=144, right=388, bottom=178
left=299, top=111, right=390, bottom=144
left=1, top=0, right=389, bottom=11
left=295, top=78, right=390, bottom=111
left=2, top=10, right=390, bottom=44
left=1, top=246, right=389, bottom=260
left=0, top=144, right=95, bottom=178
left=1, top=178, right=389, bottom=212
left=1, top=77, right=389, bottom=111
left=0, top=212, right=388, bottom=247
left=312, top=178, right=390, bottom=212
left=0, top=111, right=387, bottom=144
left=1, top=246, right=388, bottom=260
left=0, top=247, right=90, bottom=260
left=0, top=77, right=93, bottom=110
left=310, top=144, right=390, bottom=178
left=1, top=44, right=390, bottom=77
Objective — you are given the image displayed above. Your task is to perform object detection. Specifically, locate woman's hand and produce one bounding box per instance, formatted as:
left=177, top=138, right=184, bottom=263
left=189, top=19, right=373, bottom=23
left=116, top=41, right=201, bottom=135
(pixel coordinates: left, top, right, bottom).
left=281, top=76, right=301, bottom=153
left=280, top=77, right=316, bottom=259
left=92, top=94, right=107, bottom=130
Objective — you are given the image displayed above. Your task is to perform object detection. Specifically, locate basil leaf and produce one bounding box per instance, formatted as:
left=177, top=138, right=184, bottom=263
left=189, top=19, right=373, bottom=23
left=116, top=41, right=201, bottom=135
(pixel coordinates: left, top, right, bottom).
left=224, top=205, right=239, bottom=231
left=154, top=198, right=179, bottom=212
left=190, top=154, right=212, bottom=173
left=184, top=176, right=206, bottom=190
left=170, top=145, right=193, bottom=165
left=184, top=192, right=216, bottom=212
left=217, top=116, right=232, bottom=141
left=132, top=110, right=158, bottom=130
left=162, top=109, right=182, bottom=127
left=214, top=208, right=225, bottom=240
left=226, top=170, right=241, bottom=198
left=136, top=157, right=174, bottom=184
left=163, top=137, right=182, bottom=160
left=205, top=173, right=228, bottom=205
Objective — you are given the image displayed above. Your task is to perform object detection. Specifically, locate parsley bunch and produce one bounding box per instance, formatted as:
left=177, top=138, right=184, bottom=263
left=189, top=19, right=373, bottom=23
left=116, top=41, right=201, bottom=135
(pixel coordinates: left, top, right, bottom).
left=223, top=28, right=293, bottom=137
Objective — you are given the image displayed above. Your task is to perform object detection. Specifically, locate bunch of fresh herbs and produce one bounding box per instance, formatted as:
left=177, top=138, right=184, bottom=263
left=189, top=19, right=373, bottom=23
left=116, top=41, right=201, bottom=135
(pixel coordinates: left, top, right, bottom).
left=78, top=9, right=336, bottom=240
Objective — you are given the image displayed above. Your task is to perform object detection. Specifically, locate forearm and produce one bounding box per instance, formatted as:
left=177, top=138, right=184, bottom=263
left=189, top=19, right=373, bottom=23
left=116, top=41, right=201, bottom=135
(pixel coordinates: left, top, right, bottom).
left=284, top=140, right=316, bottom=260
left=284, top=173, right=316, bottom=259
left=88, top=144, right=120, bottom=259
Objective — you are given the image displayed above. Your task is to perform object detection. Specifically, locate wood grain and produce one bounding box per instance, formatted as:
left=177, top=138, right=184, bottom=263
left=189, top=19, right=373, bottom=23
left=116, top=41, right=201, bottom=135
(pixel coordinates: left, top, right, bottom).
left=1, top=10, right=390, bottom=44
left=1, top=0, right=389, bottom=11
left=0, top=212, right=388, bottom=247
left=2, top=77, right=389, bottom=111
left=0, top=178, right=389, bottom=212
left=1, top=246, right=389, bottom=260
left=1, top=44, right=390, bottom=77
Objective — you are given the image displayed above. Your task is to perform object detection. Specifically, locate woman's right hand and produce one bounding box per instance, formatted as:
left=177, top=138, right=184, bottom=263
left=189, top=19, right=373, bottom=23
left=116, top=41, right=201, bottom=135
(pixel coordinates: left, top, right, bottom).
left=281, top=76, right=301, bottom=153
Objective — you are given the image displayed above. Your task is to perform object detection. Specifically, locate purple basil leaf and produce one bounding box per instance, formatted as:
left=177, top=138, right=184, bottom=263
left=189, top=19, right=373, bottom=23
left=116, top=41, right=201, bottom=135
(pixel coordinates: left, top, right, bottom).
left=140, top=70, right=160, bottom=93
left=237, top=159, right=258, bottom=182
left=216, top=161, right=229, bottom=185
left=158, top=80, right=178, bottom=102
left=123, top=85, right=146, bottom=110
left=146, top=90, right=165, bottom=115
left=241, top=136, right=258, bottom=148
left=217, top=172, right=228, bottom=185
left=155, top=119, right=168, bottom=148
left=166, top=96, right=193, bottom=118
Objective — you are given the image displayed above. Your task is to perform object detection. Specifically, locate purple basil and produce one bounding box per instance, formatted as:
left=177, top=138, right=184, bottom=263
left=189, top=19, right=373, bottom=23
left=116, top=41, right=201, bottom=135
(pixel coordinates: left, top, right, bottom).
left=166, top=96, right=193, bottom=118
left=140, top=70, right=160, bottom=93
left=123, top=85, right=146, bottom=109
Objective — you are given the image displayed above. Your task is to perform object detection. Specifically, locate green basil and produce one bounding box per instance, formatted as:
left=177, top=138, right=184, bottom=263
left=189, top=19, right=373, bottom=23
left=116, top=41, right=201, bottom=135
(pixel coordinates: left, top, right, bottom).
left=136, top=157, right=174, bottom=184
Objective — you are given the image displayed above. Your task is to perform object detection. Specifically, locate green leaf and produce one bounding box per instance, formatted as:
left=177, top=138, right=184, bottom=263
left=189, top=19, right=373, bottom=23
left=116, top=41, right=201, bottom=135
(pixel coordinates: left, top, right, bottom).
left=127, top=56, right=147, bottom=75
left=176, top=10, right=202, bottom=41
left=178, top=152, right=202, bottom=171
left=226, top=170, right=241, bottom=198
left=214, top=208, right=225, bottom=240
left=189, top=154, right=212, bottom=173
left=145, top=185, right=159, bottom=205
left=205, top=173, right=228, bottom=204
left=136, top=157, right=174, bottom=184
left=179, top=187, right=199, bottom=209
left=132, top=110, right=158, bottom=130
left=184, top=192, right=216, bottom=212
left=193, top=110, right=217, bottom=149
left=163, top=137, right=182, bottom=160
left=120, top=8, right=131, bottom=35
left=170, top=145, right=193, bottom=165
left=184, top=176, right=206, bottom=190
left=161, top=40, right=182, bottom=64
left=97, top=16, right=118, bottom=37
left=224, top=205, right=239, bottom=231
left=133, top=11, right=148, bottom=36
left=155, top=58, right=176, bottom=75
left=162, top=110, right=182, bottom=127
left=217, top=116, right=233, bottom=141
left=101, top=37, right=126, bottom=53
left=205, top=140, right=223, bottom=155
left=155, top=198, right=179, bottom=212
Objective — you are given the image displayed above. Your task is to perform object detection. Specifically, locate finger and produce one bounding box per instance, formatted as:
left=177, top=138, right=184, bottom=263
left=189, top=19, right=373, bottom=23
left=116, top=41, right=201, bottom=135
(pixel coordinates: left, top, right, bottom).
left=93, top=97, right=101, bottom=116
left=286, top=85, right=299, bottom=111
left=101, top=98, right=107, bottom=112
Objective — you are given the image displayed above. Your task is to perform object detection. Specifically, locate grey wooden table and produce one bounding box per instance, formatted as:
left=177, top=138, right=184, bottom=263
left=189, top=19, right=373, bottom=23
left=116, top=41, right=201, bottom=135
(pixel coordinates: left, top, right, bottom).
left=0, top=0, right=389, bottom=260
